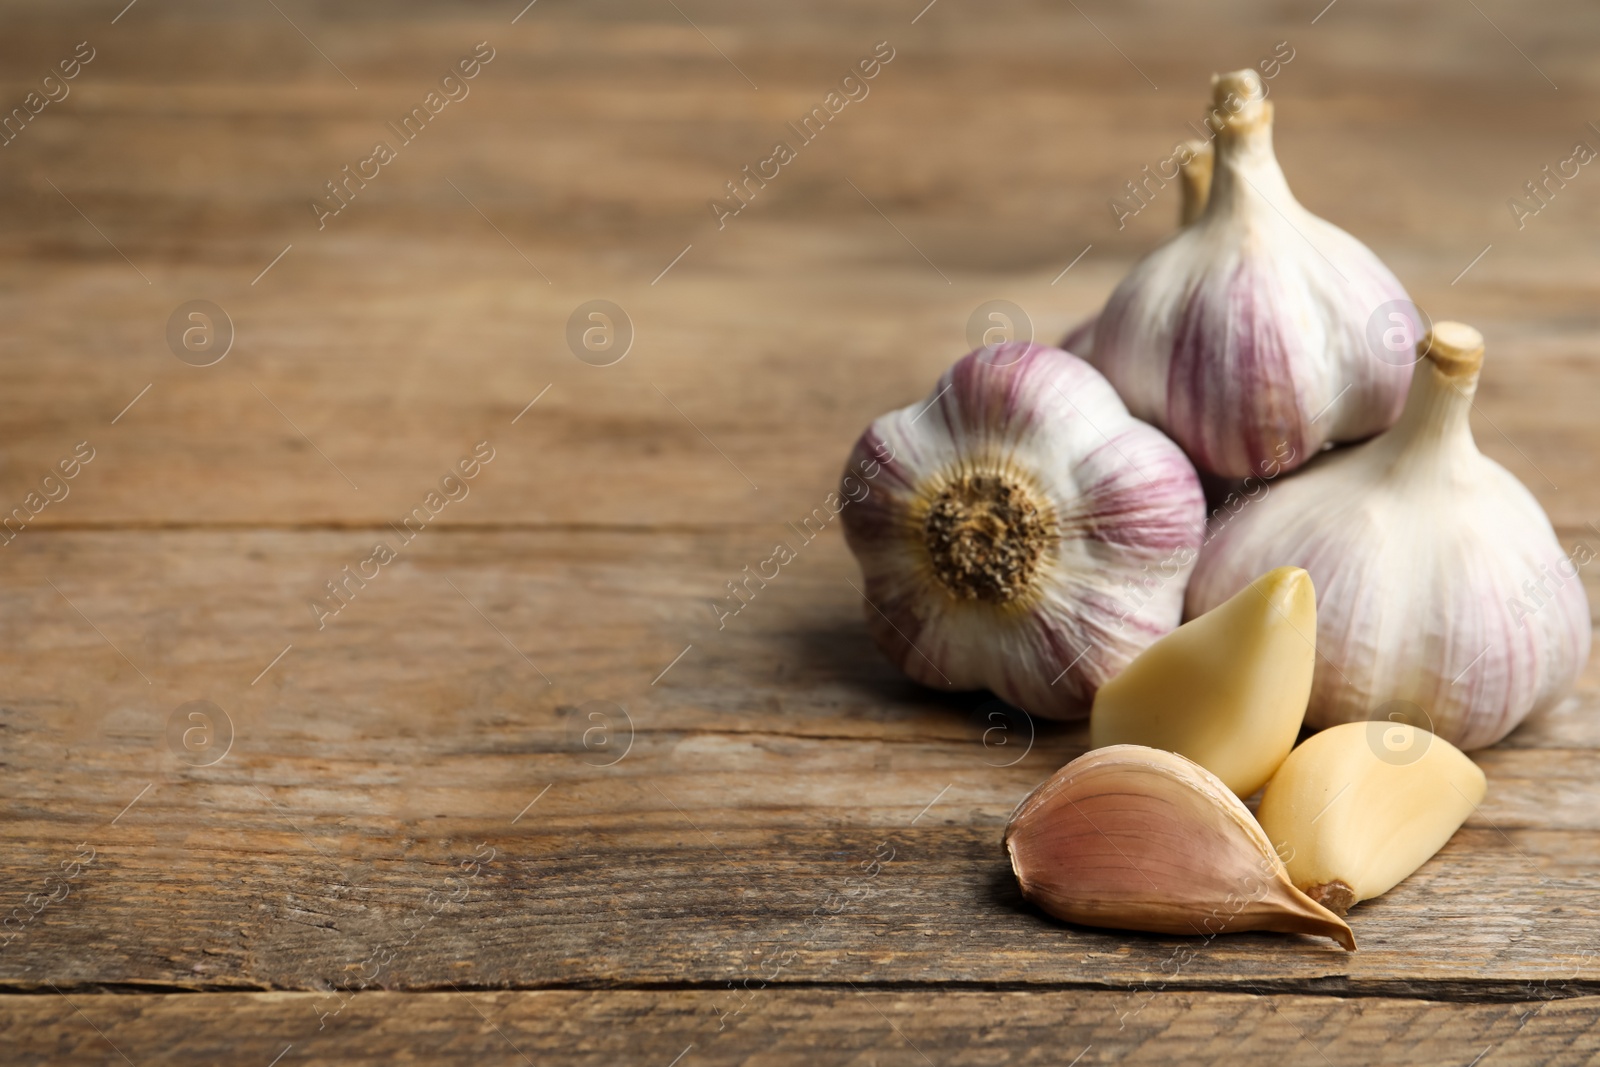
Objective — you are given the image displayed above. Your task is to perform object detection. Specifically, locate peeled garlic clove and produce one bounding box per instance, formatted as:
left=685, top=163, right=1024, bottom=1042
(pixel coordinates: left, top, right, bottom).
left=1188, top=322, right=1591, bottom=749
left=1257, top=721, right=1486, bottom=915
left=1090, top=68, right=1414, bottom=478
left=1005, top=745, right=1354, bottom=949
left=1059, top=140, right=1213, bottom=355
left=840, top=342, right=1205, bottom=719
left=1090, top=566, right=1315, bottom=797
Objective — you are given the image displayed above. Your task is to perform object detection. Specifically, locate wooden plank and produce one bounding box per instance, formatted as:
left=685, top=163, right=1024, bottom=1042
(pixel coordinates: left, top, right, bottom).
left=0, top=530, right=1596, bottom=993
left=2, top=989, right=1599, bottom=1066
left=1, top=0, right=1598, bottom=1054
left=0, top=5, right=1594, bottom=529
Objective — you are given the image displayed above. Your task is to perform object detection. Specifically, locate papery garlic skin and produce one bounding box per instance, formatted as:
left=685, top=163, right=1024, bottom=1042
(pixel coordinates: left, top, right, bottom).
left=1089, top=69, right=1414, bottom=479
left=1090, top=566, right=1315, bottom=797
left=1257, top=722, right=1485, bottom=915
left=1004, top=745, right=1354, bottom=949
left=1188, top=322, right=1591, bottom=750
left=840, top=342, right=1205, bottom=719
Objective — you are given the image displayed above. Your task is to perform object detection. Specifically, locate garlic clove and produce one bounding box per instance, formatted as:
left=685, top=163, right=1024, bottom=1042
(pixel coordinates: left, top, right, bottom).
left=1187, top=322, right=1592, bottom=750
left=1005, top=745, right=1354, bottom=949
left=841, top=342, right=1206, bottom=719
left=1059, top=140, right=1213, bottom=355
left=1089, top=566, right=1316, bottom=797
left=1256, top=721, right=1486, bottom=915
left=1089, top=68, right=1414, bottom=479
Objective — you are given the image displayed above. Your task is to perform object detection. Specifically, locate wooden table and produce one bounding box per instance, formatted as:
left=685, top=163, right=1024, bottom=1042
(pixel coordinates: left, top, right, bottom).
left=2, top=1, right=1598, bottom=1063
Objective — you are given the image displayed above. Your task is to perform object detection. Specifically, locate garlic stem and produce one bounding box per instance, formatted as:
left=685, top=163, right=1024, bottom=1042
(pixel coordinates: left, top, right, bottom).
left=1372, top=323, right=1483, bottom=476
left=1203, top=70, right=1295, bottom=221
left=1179, top=140, right=1213, bottom=226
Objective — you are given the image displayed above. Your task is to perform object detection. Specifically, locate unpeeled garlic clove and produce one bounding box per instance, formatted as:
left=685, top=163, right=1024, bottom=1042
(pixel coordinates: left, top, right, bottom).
left=1187, top=322, right=1592, bottom=750
left=1256, top=721, right=1486, bottom=915
left=1004, top=745, right=1355, bottom=949
left=1089, top=566, right=1316, bottom=797
left=1089, top=68, right=1415, bottom=478
left=839, top=342, right=1205, bottom=719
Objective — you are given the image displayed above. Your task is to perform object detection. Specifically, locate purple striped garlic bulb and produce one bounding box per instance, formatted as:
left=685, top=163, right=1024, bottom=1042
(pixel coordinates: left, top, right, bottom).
left=840, top=342, right=1206, bottom=719
left=1090, top=69, right=1414, bottom=479
left=1187, top=323, right=1591, bottom=750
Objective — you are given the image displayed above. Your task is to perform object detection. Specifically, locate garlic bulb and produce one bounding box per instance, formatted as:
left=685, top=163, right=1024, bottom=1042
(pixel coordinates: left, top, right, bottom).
left=1257, top=722, right=1485, bottom=915
left=1060, top=140, right=1213, bottom=356
left=1004, top=745, right=1354, bottom=949
left=1089, top=68, right=1414, bottom=479
left=1187, top=322, right=1591, bottom=750
left=1090, top=566, right=1316, bottom=797
left=840, top=341, right=1205, bottom=719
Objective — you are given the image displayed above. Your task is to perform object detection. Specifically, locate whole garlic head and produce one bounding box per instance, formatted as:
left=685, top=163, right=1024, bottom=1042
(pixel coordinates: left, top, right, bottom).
left=1187, top=322, right=1591, bottom=750
left=1090, top=68, right=1414, bottom=479
left=841, top=342, right=1205, bottom=719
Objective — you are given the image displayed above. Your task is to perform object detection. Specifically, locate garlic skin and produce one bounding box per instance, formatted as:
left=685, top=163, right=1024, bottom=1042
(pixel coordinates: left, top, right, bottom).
left=1004, top=745, right=1354, bottom=949
left=1090, top=566, right=1315, bottom=797
left=1187, top=322, right=1591, bottom=750
left=1257, top=722, right=1485, bottom=915
left=1089, top=69, right=1414, bottom=479
left=840, top=342, right=1205, bottom=719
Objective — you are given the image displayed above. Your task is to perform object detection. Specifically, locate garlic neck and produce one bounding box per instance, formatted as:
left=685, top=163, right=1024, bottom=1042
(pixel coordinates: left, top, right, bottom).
left=1202, top=70, right=1298, bottom=221
left=1206, top=110, right=1297, bottom=216
left=1375, top=322, right=1486, bottom=471
left=1178, top=140, right=1213, bottom=226
left=1387, top=365, right=1477, bottom=457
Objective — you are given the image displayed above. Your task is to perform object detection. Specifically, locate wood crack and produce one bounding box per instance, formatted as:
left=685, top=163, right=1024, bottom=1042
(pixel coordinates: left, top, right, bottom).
left=2, top=977, right=1595, bottom=1003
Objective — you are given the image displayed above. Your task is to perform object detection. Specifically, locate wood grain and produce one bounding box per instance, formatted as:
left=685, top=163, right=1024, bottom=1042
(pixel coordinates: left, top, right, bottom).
left=3, top=990, right=1600, bottom=1066
left=0, top=2, right=1597, bottom=529
left=0, top=530, right=1596, bottom=999
left=1, top=0, right=1597, bottom=1060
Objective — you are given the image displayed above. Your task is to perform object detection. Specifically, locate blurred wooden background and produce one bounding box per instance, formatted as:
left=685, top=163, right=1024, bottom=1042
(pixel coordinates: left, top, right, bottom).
left=1, top=0, right=1598, bottom=1063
